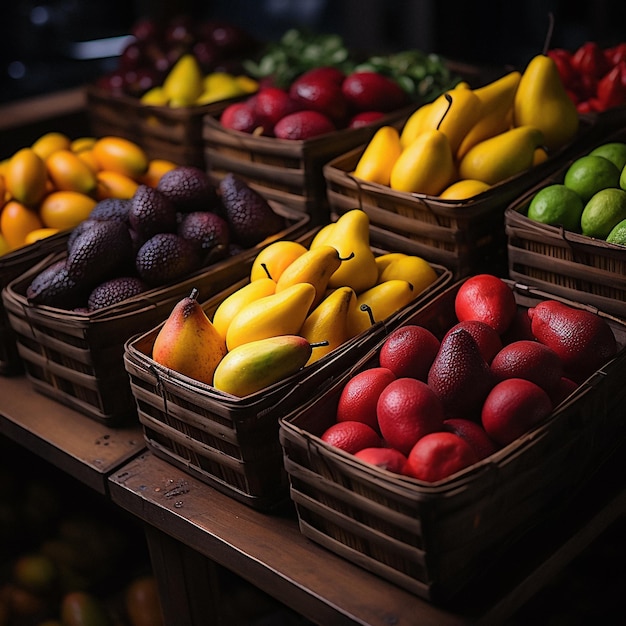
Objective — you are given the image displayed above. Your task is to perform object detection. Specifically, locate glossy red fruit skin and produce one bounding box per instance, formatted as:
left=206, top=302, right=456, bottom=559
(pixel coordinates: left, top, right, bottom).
left=379, top=325, right=440, bottom=381
left=336, top=367, right=396, bottom=433
left=376, top=377, right=444, bottom=456
left=253, top=87, right=300, bottom=135
left=289, top=77, right=348, bottom=124
left=320, top=421, right=382, bottom=455
left=528, top=300, right=617, bottom=383
left=404, top=432, right=478, bottom=482
left=454, top=274, right=517, bottom=335
left=341, top=72, right=409, bottom=113
left=220, top=102, right=259, bottom=133
left=443, top=418, right=499, bottom=460
left=442, top=320, right=502, bottom=364
left=354, top=447, right=407, bottom=475
left=348, top=111, right=386, bottom=128
left=481, top=378, right=552, bottom=446
left=490, top=339, right=564, bottom=393
left=273, top=110, right=336, bottom=140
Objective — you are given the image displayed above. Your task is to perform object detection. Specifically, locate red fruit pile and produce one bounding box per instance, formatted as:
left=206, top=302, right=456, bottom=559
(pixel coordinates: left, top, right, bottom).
left=320, top=274, right=619, bottom=483
left=219, top=66, right=410, bottom=140
left=96, top=15, right=258, bottom=97
left=548, top=41, right=626, bottom=113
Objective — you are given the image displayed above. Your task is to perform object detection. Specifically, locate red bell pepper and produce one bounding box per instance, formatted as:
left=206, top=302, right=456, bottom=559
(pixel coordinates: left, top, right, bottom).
left=596, top=61, right=626, bottom=109
left=572, top=41, right=611, bottom=78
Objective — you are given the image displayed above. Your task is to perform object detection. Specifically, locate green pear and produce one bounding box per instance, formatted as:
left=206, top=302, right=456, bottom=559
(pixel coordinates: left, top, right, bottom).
left=513, top=53, right=579, bottom=151
left=458, top=125, right=544, bottom=185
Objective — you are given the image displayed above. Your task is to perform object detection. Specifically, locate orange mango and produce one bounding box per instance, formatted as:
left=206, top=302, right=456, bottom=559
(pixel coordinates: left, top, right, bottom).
left=95, top=170, right=140, bottom=200
left=5, top=148, right=48, bottom=207
left=38, top=191, right=97, bottom=229
left=46, top=149, right=98, bottom=194
left=92, top=136, right=149, bottom=179
left=0, top=200, right=44, bottom=249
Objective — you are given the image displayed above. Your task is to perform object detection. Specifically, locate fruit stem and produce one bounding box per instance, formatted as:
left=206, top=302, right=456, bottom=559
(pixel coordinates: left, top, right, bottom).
left=310, top=340, right=330, bottom=349
left=360, top=303, right=376, bottom=326
left=339, top=251, right=356, bottom=262
left=189, top=288, right=199, bottom=301
left=260, top=262, right=273, bottom=280
left=542, top=12, right=555, bottom=56
left=437, top=93, right=453, bottom=131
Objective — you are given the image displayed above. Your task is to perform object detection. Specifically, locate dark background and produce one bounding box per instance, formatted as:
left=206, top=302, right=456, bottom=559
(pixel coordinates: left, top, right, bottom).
left=1, top=0, right=625, bottom=104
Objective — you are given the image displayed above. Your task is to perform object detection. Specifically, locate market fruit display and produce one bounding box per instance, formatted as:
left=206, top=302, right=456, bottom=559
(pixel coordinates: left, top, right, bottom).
left=352, top=47, right=581, bottom=197
left=525, top=140, right=626, bottom=241
left=23, top=168, right=288, bottom=311
left=95, top=14, right=259, bottom=98
left=151, top=209, right=439, bottom=396
left=548, top=41, right=626, bottom=112
left=0, top=133, right=178, bottom=256
left=319, top=274, right=618, bottom=482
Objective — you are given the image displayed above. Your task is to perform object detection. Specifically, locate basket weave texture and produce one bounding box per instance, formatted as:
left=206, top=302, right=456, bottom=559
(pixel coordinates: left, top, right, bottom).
left=85, top=84, right=241, bottom=168
left=0, top=232, right=69, bottom=376
left=123, top=231, right=453, bottom=510
left=202, top=106, right=414, bottom=226
left=279, top=279, right=626, bottom=603
left=506, top=124, right=626, bottom=318
left=1, top=203, right=310, bottom=425
left=323, top=117, right=599, bottom=280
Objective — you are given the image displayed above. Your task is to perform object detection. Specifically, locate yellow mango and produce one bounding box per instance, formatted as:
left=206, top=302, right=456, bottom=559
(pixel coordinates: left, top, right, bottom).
left=5, top=148, right=47, bottom=207
left=38, top=191, right=97, bottom=229
left=46, top=149, right=98, bottom=194
left=91, top=136, right=149, bottom=179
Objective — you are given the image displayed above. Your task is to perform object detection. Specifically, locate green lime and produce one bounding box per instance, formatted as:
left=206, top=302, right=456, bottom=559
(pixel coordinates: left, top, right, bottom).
left=581, top=188, right=626, bottom=238
left=621, top=163, right=626, bottom=191
left=563, top=155, right=621, bottom=203
left=606, top=218, right=626, bottom=245
left=526, top=183, right=584, bottom=231
left=589, top=142, right=626, bottom=172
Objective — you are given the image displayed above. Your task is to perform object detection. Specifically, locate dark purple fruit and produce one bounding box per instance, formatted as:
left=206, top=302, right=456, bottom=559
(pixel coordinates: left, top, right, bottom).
left=219, top=174, right=286, bottom=248
left=88, top=198, right=131, bottom=224
left=178, top=211, right=230, bottom=263
left=156, top=166, right=220, bottom=213
left=135, top=233, right=200, bottom=286
left=26, top=260, right=86, bottom=309
left=87, top=276, right=148, bottom=311
left=128, top=185, right=177, bottom=242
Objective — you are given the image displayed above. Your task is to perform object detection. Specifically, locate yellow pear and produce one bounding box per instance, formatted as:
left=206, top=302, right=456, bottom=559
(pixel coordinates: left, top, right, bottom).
left=513, top=53, right=579, bottom=151
left=225, top=282, right=316, bottom=350
left=275, top=245, right=343, bottom=310
left=400, top=103, right=433, bottom=148
left=418, top=88, right=483, bottom=154
left=390, top=127, right=456, bottom=195
left=456, top=70, right=522, bottom=160
left=319, top=209, right=379, bottom=294
left=353, top=126, right=402, bottom=186
left=378, top=255, right=438, bottom=297
left=458, top=125, right=544, bottom=185
left=348, top=279, right=415, bottom=336
left=374, top=252, right=408, bottom=278
left=162, top=53, right=204, bottom=106
left=211, top=278, right=277, bottom=340
left=300, top=286, right=357, bottom=365
left=249, top=240, right=308, bottom=281
left=152, top=288, right=227, bottom=385
left=309, top=223, right=336, bottom=248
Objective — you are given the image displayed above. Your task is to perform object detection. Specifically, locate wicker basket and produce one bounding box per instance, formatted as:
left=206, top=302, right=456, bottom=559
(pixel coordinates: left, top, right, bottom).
left=202, top=105, right=415, bottom=225
left=279, top=278, right=626, bottom=603
left=1, top=202, right=310, bottom=425
left=323, top=118, right=598, bottom=280
left=506, top=125, right=626, bottom=318
left=0, top=232, right=70, bottom=376
left=122, top=232, right=454, bottom=510
left=85, top=84, right=243, bottom=168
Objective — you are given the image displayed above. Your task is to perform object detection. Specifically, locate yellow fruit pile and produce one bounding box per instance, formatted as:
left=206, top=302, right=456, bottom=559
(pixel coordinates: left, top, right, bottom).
left=0, top=132, right=178, bottom=256
left=353, top=51, right=581, bottom=200
left=140, top=53, right=258, bottom=108
left=209, top=209, right=438, bottom=394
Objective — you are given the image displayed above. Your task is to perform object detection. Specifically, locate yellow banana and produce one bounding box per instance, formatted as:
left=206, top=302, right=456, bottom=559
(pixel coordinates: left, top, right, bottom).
left=300, top=286, right=357, bottom=365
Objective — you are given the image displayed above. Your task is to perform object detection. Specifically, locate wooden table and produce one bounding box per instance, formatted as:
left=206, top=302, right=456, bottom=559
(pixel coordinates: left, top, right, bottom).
left=0, top=375, right=144, bottom=494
